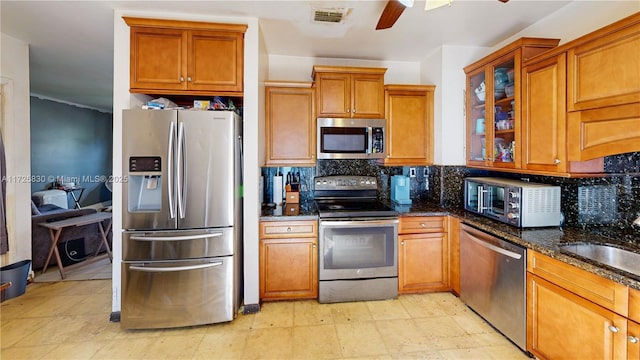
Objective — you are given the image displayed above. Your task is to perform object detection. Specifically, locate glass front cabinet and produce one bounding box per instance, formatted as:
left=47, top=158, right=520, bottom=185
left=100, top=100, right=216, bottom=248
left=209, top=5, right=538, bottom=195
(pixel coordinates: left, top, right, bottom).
left=464, top=38, right=560, bottom=171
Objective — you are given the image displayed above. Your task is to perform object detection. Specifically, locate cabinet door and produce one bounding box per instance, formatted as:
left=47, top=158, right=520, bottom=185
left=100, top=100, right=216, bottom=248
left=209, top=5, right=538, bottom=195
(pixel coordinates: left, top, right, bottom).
left=130, top=27, right=187, bottom=91
left=384, top=86, right=434, bottom=166
left=259, top=237, right=318, bottom=300
left=527, top=273, right=627, bottom=360
left=521, top=53, right=567, bottom=173
left=398, top=233, right=448, bottom=294
left=466, top=67, right=490, bottom=165
left=265, top=85, right=316, bottom=166
left=188, top=30, right=243, bottom=92
left=567, top=20, right=640, bottom=111
left=630, top=321, right=640, bottom=360
left=316, top=72, right=351, bottom=118
left=447, top=216, right=461, bottom=296
left=351, top=74, right=385, bottom=118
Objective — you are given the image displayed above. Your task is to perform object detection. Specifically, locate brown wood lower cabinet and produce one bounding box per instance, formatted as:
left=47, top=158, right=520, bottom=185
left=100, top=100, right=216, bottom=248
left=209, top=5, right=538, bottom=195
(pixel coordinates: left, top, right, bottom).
left=527, top=250, right=636, bottom=359
left=259, top=220, right=317, bottom=301
left=527, top=273, right=627, bottom=359
left=398, top=216, right=448, bottom=294
left=447, top=216, right=461, bottom=296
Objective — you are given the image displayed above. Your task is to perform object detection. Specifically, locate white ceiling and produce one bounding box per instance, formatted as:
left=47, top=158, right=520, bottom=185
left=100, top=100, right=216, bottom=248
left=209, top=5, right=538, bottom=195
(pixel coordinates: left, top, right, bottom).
left=0, top=0, right=581, bottom=113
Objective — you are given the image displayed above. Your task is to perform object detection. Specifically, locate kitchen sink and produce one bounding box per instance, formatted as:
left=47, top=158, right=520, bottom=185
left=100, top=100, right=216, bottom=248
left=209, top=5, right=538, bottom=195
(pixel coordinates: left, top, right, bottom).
left=559, top=244, right=640, bottom=277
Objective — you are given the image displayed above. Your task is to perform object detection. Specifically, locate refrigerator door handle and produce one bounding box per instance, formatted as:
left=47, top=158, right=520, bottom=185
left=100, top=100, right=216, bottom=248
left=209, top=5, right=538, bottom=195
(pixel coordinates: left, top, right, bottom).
left=129, top=261, right=223, bottom=273
left=167, top=121, right=176, bottom=219
left=129, top=233, right=223, bottom=241
left=177, top=121, right=186, bottom=219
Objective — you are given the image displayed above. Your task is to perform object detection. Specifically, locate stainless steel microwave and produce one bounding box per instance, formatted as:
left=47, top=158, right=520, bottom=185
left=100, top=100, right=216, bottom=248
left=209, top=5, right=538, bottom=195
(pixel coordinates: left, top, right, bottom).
left=464, top=177, right=561, bottom=227
left=317, top=118, right=386, bottom=159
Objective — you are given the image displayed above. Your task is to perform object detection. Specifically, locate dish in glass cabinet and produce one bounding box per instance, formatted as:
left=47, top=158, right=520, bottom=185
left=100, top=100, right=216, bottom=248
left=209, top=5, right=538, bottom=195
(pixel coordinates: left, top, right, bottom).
left=494, top=68, right=509, bottom=90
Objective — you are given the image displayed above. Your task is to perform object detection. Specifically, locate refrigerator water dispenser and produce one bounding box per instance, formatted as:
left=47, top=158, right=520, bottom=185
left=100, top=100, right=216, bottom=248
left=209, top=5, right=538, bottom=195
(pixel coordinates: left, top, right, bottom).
left=127, top=156, right=162, bottom=212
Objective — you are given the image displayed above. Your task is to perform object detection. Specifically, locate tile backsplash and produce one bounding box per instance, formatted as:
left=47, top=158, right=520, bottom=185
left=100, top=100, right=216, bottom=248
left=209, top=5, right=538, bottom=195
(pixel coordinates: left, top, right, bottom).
left=261, top=152, right=640, bottom=241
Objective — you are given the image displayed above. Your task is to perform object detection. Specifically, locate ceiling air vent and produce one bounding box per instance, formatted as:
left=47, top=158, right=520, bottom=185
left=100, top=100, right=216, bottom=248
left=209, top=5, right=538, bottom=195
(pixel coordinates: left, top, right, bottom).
left=313, top=8, right=350, bottom=23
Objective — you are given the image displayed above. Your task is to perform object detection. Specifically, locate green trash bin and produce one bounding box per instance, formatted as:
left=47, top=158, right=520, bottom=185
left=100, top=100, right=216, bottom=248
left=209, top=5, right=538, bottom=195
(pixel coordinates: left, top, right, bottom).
left=1, top=260, right=31, bottom=301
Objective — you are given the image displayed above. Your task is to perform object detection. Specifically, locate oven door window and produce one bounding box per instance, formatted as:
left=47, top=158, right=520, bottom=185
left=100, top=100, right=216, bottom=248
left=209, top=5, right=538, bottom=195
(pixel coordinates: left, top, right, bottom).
left=320, top=127, right=368, bottom=153
left=323, top=227, right=394, bottom=269
left=465, top=181, right=481, bottom=213
left=487, top=185, right=506, bottom=217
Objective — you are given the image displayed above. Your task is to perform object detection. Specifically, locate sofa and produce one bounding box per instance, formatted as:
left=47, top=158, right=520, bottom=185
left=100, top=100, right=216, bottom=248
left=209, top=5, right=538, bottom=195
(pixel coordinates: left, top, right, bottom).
left=31, top=203, right=112, bottom=270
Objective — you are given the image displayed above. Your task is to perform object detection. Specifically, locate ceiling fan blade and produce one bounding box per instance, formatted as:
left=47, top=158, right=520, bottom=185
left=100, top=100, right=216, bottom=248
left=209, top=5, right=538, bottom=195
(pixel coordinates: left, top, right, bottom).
left=376, top=0, right=407, bottom=30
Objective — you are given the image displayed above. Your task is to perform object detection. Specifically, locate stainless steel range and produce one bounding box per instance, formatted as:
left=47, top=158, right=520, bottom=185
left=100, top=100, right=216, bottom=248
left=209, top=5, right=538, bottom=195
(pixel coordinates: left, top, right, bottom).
left=314, top=175, right=399, bottom=303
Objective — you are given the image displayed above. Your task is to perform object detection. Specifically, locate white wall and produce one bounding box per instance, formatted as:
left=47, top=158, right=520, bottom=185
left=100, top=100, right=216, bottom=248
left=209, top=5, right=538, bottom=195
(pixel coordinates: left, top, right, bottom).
left=112, top=10, right=262, bottom=312
left=421, top=46, right=488, bottom=165
left=268, top=55, right=421, bottom=84
left=497, top=1, right=640, bottom=48
left=0, top=34, right=32, bottom=268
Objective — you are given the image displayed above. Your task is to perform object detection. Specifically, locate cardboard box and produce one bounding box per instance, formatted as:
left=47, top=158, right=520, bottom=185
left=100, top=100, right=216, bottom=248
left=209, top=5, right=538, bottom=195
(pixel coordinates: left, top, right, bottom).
left=193, top=100, right=210, bottom=110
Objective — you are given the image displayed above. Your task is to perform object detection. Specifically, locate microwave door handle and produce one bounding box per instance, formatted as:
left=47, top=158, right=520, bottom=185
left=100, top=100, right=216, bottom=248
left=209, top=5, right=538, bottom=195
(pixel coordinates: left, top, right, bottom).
left=367, top=127, right=373, bottom=154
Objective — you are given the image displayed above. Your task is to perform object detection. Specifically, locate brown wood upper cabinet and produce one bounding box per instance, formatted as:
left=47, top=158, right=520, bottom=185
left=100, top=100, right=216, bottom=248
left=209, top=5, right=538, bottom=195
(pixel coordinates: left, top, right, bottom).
left=522, top=12, right=640, bottom=165
left=384, top=85, right=435, bottom=166
left=566, top=13, right=640, bottom=161
left=521, top=52, right=604, bottom=175
left=312, top=66, right=386, bottom=119
left=265, top=82, right=316, bottom=166
left=464, top=37, right=560, bottom=173
left=124, top=17, right=246, bottom=96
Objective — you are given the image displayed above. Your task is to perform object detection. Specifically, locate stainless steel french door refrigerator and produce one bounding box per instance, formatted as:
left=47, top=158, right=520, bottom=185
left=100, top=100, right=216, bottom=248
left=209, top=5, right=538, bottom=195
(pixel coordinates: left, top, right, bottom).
left=121, top=109, right=242, bottom=329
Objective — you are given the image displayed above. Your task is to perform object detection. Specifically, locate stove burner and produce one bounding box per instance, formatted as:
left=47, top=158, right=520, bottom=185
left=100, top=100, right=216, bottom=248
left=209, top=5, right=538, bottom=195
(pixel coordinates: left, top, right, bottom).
left=313, top=175, right=398, bottom=219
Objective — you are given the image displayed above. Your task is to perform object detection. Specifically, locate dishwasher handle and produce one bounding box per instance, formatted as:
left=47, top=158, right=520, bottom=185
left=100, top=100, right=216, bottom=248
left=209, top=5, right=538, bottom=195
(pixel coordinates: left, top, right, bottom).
left=465, top=231, right=522, bottom=260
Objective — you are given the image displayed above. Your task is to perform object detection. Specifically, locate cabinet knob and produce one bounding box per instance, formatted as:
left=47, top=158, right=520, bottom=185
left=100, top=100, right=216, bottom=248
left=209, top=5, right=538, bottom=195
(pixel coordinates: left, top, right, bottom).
left=346, top=109, right=350, bottom=113
left=187, top=76, right=192, bottom=82
left=180, top=76, right=184, bottom=82
left=554, top=158, right=561, bottom=164
left=286, top=227, right=292, bottom=232
left=421, top=223, right=426, bottom=228
left=313, top=244, right=316, bottom=249
left=400, top=241, right=405, bottom=245
left=629, top=336, right=639, bottom=344
left=352, top=109, right=356, bottom=113
left=608, top=325, right=620, bottom=333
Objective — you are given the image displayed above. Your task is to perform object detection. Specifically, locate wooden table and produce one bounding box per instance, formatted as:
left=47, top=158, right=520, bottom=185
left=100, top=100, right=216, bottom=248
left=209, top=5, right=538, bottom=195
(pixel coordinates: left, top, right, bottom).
left=39, top=212, right=112, bottom=279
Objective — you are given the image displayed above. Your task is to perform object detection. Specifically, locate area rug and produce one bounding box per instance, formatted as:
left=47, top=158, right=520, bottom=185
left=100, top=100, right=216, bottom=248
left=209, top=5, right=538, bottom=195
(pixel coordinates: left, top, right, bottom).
left=34, top=253, right=112, bottom=283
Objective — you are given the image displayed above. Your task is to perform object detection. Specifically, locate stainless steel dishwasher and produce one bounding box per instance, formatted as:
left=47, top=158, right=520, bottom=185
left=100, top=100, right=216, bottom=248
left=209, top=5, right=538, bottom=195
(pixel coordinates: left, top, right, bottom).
left=459, top=224, right=527, bottom=351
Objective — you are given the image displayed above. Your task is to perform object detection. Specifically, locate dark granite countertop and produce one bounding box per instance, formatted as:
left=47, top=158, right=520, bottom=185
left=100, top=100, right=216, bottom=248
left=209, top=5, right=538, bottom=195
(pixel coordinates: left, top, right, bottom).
left=260, top=198, right=640, bottom=290
left=260, top=200, right=319, bottom=221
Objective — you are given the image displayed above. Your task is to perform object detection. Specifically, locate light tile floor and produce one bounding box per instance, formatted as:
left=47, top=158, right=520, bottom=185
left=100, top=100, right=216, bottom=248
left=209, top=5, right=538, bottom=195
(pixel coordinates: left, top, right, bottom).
left=1, top=280, right=531, bottom=359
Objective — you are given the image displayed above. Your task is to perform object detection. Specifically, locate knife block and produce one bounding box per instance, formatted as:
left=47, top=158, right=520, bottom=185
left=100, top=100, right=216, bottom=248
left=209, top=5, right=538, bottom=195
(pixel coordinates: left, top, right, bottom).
left=285, top=191, right=299, bottom=204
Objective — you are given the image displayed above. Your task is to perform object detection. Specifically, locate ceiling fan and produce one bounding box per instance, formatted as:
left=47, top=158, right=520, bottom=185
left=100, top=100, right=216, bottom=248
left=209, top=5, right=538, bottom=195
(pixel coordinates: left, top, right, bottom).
left=376, top=0, right=510, bottom=30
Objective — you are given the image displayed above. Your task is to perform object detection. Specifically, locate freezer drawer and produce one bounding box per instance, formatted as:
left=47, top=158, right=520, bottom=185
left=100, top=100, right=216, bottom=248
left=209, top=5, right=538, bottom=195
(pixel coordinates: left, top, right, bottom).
left=121, top=256, right=235, bottom=329
left=123, top=228, right=234, bottom=261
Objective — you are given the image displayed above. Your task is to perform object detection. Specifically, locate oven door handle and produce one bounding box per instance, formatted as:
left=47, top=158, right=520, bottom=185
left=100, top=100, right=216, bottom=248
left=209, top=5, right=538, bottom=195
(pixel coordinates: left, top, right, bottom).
left=320, top=219, right=399, bottom=227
